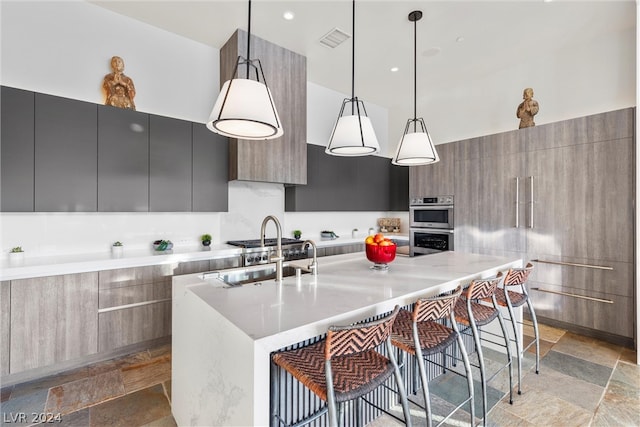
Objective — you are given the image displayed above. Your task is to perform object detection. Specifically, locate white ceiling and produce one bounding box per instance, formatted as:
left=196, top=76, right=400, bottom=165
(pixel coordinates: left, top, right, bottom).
left=90, top=0, right=635, bottom=144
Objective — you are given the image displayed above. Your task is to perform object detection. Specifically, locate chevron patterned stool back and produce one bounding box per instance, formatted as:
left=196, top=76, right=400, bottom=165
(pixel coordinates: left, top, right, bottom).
left=390, top=286, right=475, bottom=427
left=271, top=305, right=412, bottom=427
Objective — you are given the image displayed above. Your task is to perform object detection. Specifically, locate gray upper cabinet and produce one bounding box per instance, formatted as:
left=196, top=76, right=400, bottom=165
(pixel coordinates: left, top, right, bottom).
left=192, top=123, right=228, bottom=212
left=409, top=142, right=456, bottom=197
left=149, top=115, right=192, bottom=212
left=34, top=93, right=98, bottom=211
left=98, top=105, right=149, bottom=212
left=285, top=144, right=407, bottom=211
left=1, top=87, right=35, bottom=212
left=221, top=29, right=307, bottom=184
left=389, top=165, right=410, bottom=211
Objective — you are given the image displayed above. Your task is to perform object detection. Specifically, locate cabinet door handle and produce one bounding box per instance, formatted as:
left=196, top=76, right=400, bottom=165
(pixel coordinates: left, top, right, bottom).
left=531, top=287, right=614, bottom=304
left=515, top=176, right=520, bottom=228
left=532, top=259, right=613, bottom=271
left=529, top=175, right=534, bottom=228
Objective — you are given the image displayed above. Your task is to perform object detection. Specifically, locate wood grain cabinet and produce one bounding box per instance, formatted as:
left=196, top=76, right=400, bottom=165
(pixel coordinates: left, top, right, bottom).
left=1, top=281, right=9, bottom=376
left=97, top=261, right=214, bottom=352
left=221, top=29, right=307, bottom=185
left=34, top=93, right=98, bottom=211
left=10, top=273, right=99, bottom=374
left=1, top=86, right=35, bottom=212
left=433, top=107, right=635, bottom=344
left=409, top=142, right=456, bottom=197
left=98, top=105, right=150, bottom=212
left=453, top=135, right=527, bottom=256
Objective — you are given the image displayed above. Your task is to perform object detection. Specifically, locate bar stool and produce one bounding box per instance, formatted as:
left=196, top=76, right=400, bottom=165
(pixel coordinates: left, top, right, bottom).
left=271, top=305, right=412, bottom=427
left=491, top=263, right=539, bottom=395
left=391, top=286, right=475, bottom=427
left=454, top=276, right=514, bottom=424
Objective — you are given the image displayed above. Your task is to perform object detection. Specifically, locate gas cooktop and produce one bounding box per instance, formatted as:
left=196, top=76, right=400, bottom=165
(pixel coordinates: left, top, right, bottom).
left=227, top=238, right=304, bottom=249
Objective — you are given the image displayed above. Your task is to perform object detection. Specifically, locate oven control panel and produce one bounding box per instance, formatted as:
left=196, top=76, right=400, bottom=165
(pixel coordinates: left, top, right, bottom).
left=410, top=195, right=453, bottom=206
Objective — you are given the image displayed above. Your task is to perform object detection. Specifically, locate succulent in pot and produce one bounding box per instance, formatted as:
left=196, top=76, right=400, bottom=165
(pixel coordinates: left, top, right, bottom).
left=293, top=230, right=302, bottom=240
left=9, top=246, right=24, bottom=262
left=201, top=234, right=212, bottom=247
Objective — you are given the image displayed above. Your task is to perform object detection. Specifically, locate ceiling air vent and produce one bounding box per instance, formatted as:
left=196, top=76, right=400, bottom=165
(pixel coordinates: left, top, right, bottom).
left=319, top=27, right=351, bottom=48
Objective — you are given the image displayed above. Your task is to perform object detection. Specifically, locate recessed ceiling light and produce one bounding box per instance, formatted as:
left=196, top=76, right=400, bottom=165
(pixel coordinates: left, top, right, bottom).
left=456, top=36, right=464, bottom=43
left=283, top=11, right=294, bottom=20
left=390, top=67, right=399, bottom=72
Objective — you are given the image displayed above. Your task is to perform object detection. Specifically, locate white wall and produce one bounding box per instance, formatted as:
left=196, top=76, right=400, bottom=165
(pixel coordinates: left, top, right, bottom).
left=0, top=1, right=400, bottom=257
left=307, top=81, right=390, bottom=157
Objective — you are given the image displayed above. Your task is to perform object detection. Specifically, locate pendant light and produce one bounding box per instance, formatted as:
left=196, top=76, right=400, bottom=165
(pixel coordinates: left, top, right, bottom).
left=391, top=10, right=438, bottom=166
left=206, top=0, right=283, bottom=140
left=325, top=0, right=380, bottom=156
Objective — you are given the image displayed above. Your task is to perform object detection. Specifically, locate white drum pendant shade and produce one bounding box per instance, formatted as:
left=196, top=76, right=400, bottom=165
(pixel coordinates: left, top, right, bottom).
left=327, top=114, right=380, bottom=156
left=206, top=78, right=283, bottom=140
left=392, top=10, right=440, bottom=166
left=392, top=120, right=438, bottom=165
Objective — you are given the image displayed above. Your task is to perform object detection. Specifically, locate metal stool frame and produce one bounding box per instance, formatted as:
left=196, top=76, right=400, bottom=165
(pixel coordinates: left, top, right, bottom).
left=494, top=263, right=540, bottom=395
left=454, top=276, right=514, bottom=424
left=391, top=286, right=475, bottom=427
left=271, top=305, right=412, bottom=427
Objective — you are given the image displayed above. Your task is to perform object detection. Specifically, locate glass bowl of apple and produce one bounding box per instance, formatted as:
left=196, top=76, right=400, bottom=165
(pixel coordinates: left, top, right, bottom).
left=365, top=233, right=397, bottom=270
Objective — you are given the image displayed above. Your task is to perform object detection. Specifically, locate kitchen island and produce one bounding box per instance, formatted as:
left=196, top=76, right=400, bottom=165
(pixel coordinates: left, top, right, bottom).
left=171, top=251, right=522, bottom=426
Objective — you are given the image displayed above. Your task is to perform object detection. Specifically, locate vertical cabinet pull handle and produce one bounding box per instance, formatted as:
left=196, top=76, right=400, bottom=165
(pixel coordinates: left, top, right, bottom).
left=529, top=175, right=534, bottom=228
left=515, top=176, right=520, bottom=228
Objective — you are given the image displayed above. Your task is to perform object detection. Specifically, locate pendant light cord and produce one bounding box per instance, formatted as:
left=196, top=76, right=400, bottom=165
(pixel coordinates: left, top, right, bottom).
left=246, top=0, right=252, bottom=78
left=351, top=0, right=355, bottom=114
left=413, top=15, right=417, bottom=130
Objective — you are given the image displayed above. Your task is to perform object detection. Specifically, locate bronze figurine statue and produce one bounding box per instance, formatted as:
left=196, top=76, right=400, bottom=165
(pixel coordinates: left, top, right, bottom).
left=516, top=87, right=539, bottom=129
left=103, top=56, right=136, bottom=110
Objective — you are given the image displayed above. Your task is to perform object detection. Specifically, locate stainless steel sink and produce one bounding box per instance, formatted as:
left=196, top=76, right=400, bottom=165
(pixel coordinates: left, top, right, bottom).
left=199, top=264, right=307, bottom=287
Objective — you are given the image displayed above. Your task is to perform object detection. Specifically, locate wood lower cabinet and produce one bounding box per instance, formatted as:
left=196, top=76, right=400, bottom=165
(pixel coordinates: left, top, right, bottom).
left=97, top=260, right=217, bottom=352
left=10, top=273, right=99, bottom=374
left=1, top=281, right=10, bottom=376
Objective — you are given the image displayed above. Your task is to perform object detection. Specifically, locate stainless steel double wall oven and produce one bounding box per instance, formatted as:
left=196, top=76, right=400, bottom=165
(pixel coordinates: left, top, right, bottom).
left=409, top=195, right=454, bottom=256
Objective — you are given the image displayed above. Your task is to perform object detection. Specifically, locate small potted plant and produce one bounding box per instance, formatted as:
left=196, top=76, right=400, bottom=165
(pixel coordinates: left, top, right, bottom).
left=293, top=230, right=302, bottom=240
left=201, top=234, right=212, bottom=247
left=111, top=241, right=124, bottom=256
left=9, top=246, right=24, bottom=263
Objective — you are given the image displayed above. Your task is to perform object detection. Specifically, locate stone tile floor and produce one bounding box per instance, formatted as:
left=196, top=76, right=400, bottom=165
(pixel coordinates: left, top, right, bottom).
left=1, top=323, right=638, bottom=426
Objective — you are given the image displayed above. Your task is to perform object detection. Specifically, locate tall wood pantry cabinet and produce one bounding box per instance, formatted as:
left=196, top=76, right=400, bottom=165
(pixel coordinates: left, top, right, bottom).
left=411, top=108, right=635, bottom=346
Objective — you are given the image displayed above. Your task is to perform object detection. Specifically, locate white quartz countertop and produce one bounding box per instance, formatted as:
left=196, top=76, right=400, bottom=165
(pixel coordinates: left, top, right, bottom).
left=0, top=235, right=408, bottom=281
left=0, top=244, right=243, bottom=281
left=175, top=251, right=521, bottom=351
